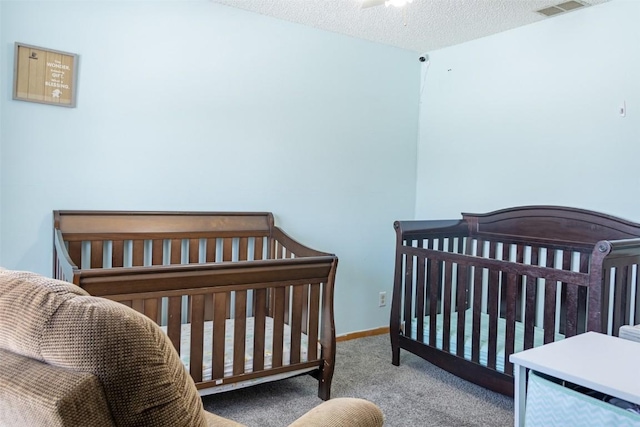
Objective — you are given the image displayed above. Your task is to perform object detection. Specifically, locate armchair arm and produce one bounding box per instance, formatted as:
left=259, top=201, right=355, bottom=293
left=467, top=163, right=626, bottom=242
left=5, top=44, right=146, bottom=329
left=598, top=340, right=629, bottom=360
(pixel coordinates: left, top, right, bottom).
left=288, top=398, right=384, bottom=427
left=203, top=411, right=247, bottom=427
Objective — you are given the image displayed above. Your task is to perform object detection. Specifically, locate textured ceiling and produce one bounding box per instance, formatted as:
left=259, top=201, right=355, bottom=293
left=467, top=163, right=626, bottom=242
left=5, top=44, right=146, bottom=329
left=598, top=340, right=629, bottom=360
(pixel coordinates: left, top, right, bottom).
left=210, top=0, right=612, bottom=53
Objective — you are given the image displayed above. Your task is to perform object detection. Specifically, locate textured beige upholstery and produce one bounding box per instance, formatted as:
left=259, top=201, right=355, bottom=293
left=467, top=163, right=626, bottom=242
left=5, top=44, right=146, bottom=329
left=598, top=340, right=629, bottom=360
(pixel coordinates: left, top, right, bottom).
left=0, top=268, right=384, bottom=427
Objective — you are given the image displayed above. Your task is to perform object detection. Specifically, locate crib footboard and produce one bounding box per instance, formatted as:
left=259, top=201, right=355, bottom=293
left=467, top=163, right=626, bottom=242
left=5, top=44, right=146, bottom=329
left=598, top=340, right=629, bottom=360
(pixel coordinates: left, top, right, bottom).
left=52, top=211, right=338, bottom=400
left=74, top=260, right=336, bottom=399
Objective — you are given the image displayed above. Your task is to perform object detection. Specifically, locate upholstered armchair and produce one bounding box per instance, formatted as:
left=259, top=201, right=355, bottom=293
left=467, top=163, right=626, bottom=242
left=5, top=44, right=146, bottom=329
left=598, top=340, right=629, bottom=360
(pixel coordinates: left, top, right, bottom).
left=0, top=268, right=384, bottom=426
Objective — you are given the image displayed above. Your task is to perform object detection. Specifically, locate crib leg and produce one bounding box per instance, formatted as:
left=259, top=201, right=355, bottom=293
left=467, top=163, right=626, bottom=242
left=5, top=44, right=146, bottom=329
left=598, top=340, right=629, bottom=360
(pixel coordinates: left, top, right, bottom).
left=391, top=334, right=400, bottom=366
left=317, top=360, right=334, bottom=401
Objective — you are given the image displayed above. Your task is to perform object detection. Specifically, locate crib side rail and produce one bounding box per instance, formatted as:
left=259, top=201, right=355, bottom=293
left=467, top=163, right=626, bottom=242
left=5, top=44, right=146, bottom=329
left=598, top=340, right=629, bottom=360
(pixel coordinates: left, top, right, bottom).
left=73, top=257, right=333, bottom=296
left=391, top=235, right=592, bottom=380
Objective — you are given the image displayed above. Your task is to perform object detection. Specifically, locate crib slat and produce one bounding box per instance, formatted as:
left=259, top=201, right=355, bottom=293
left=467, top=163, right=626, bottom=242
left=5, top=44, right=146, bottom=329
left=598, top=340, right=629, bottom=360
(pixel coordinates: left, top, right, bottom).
left=268, top=236, right=276, bottom=260
left=189, top=239, right=199, bottom=264
left=253, top=289, right=267, bottom=371
left=565, top=283, right=579, bottom=337
left=167, top=296, right=182, bottom=354
left=144, top=298, right=159, bottom=323
left=190, top=295, right=205, bottom=382
left=112, top=240, right=124, bottom=268
left=602, top=266, right=612, bottom=332
left=471, top=239, right=483, bottom=364
left=623, top=265, right=633, bottom=328
left=404, top=253, right=414, bottom=339
left=152, top=240, right=163, bottom=265
left=612, top=265, right=630, bottom=333
left=170, top=239, right=181, bottom=265
left=515, top=245, right=525, bottom=322
left=544, top=279, right=557, bottom=344
left=212, top=293, right=227, bottom=379
left=416, top=254, right=426, bottom=343
left=233, top=291, right=247, bottom=375
left=301, top=284, right=310, bottom=335
left=238, top=238, right=249, bottom=261
left=68, top=241, right=82, bottom=268
left=131, top=299, right=144, bottom=314
left=223, top=238, right=233, bottom=262
left=504, top=273, right=516, bottom=375
left=530, top=246, right=539, bottom=267
left=487, top=243, right=499, bottom=370
left=529, top=245, right=541, bottom=340
left=523, top=275, right=537, bottom=350
left=578, top=252, right=590, bottom=333
left=275, top=241, right=284, bottom=260
left=449, top=237, right=466, bottom=357
left=308, top=283, right=320, bottom=361
left=91, top=241, right=103, bottom=268
left=290, top=285, right=303, bottom=364
left=635, top=267, right=640, bottom=328
left=560, top=251, right=572, bottom=336
left=272, top=287, right=286, bottom=368
left=132, top=240, right=144, bottom=266
left=206, top=238, right=217, bottom=263
left=424, top=239, right=434, bottom=316
left=499, top=243, right=509, bottom=320
left=429, top=256, right=440, bottom=347
left=442, top=260, right=453, bottom=352
left=254, top=237, right=264, bottom=261
left=284, top=287, right=291, bottom=325
left=456, top=264, right=468, bottom=358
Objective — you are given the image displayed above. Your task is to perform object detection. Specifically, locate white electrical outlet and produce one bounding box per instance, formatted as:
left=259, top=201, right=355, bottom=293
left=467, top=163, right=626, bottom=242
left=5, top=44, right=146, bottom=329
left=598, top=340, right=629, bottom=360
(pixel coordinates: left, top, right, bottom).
left=620, top=101, right=627, bottom=117
left=379, top=291, right=387, bottom=307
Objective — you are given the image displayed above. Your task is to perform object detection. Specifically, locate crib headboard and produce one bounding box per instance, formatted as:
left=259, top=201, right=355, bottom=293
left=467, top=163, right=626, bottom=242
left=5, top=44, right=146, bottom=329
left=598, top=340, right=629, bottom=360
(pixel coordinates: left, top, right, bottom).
left=462, top=206, right=640, bottom=248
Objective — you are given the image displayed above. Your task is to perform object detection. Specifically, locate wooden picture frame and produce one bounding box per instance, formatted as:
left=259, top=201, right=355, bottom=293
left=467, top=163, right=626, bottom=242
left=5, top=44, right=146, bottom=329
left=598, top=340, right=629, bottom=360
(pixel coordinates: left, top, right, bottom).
left=13, top=42, right=79, bottom=108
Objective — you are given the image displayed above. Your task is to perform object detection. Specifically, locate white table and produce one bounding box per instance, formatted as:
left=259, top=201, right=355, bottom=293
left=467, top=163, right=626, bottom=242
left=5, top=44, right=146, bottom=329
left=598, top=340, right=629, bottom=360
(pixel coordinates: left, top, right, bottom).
left=509, top=331, right=640, bottom=427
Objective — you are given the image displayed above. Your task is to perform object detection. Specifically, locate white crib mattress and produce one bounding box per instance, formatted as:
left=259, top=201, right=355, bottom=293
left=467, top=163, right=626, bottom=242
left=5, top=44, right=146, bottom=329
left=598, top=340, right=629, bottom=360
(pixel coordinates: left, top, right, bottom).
left=161, top=317, right=316, bottom=386
left=410, top=308, right=564, bottom=372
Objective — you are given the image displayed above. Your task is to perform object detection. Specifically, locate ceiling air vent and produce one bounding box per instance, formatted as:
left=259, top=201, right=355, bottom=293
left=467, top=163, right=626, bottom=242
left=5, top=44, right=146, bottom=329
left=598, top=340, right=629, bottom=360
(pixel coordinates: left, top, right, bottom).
left=537, top=1, right=587, bottom=17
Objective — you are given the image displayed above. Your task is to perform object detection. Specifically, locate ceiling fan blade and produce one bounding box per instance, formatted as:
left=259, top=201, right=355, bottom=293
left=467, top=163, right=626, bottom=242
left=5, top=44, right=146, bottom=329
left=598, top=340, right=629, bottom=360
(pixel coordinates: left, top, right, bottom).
left=360, top=0, right=386, bottom=9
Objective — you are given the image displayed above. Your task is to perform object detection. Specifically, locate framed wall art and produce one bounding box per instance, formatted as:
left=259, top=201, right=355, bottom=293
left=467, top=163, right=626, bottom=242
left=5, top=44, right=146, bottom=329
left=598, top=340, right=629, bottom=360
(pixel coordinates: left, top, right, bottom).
left=13, top=42, right=79, bottom=108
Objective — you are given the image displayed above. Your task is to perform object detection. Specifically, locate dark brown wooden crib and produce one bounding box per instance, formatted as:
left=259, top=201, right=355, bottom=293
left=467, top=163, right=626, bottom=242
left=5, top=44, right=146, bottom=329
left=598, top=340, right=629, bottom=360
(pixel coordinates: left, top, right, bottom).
left=53, top=210, right=338, bottom=400
left=391, top=206, right=640, bottom=396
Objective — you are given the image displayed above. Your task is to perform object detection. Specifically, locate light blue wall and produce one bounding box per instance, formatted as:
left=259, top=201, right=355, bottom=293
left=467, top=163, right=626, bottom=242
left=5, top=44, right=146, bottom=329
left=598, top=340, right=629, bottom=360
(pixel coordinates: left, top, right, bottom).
left=416, top=0, right=640, bottom=221
left=0, top=1, right=419, bottom=334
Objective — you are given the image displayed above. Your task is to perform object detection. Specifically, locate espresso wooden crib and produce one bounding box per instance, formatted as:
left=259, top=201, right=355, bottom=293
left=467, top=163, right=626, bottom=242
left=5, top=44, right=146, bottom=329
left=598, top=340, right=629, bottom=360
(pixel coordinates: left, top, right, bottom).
left=53, top=210, right=338, bottom=400
left=391, top=206, right=640, bottom=396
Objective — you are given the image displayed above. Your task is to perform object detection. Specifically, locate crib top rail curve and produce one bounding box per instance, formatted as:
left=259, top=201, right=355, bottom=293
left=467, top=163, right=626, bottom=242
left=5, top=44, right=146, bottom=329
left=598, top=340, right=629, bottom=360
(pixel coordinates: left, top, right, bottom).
left=462, top=205, right=640, bottom=248
left=393, top=219, right=467, bottom=241
left=395, top=206, right=640, bottom=253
